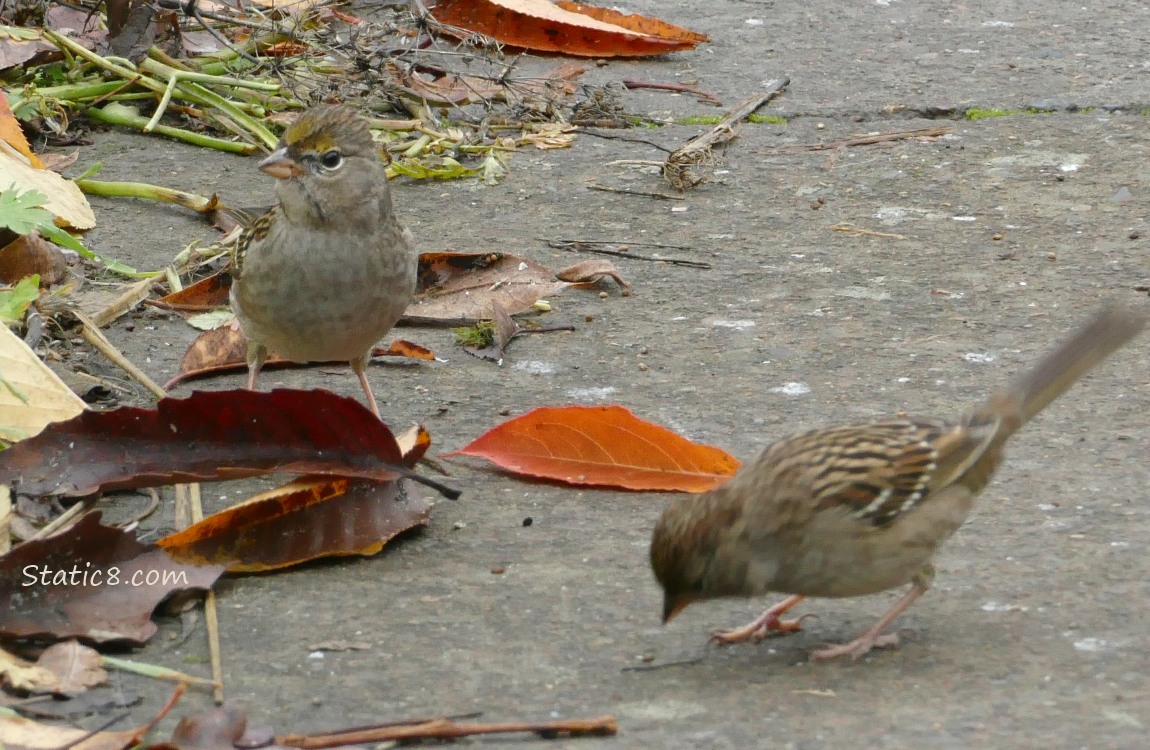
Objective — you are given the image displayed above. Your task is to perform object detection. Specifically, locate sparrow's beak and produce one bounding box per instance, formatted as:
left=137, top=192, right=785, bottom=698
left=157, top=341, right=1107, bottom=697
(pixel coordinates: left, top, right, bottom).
left=662, top=593, right=694, bottom=624
left=258, top=148, right=303, bottom=179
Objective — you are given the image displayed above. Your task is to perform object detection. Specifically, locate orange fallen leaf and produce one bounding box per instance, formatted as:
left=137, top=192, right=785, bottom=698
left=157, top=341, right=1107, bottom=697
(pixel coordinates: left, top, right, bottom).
left=0, top=94, right=40, bottom=167
left=445, top=405, right=739, bottom=492
left=431, top=0, right=708, bottom=58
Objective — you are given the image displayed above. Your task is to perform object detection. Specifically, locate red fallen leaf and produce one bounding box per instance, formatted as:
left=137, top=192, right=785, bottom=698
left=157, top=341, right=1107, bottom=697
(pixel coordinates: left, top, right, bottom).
left=0, top=389, right=458, bottom=498
left=430, top=0, right=707, bottom=58
left=159, top=476, right=430, bottom=572
left=164, top=326, right=434, bottom=390
left=0, top=512, right=226, bottom=644
left=445, top=405, right=740, bottom=492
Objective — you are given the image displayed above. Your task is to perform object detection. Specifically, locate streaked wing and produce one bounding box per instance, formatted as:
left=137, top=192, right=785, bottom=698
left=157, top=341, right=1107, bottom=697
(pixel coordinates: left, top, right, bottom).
left=768, top=419, right=985, bottom=528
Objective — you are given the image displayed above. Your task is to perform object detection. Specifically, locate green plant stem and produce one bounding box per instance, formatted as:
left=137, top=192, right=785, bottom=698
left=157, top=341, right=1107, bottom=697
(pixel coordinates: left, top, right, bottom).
left=86, top=103, right=258, bottom=154
left=77, top=178, right=219, bottom=213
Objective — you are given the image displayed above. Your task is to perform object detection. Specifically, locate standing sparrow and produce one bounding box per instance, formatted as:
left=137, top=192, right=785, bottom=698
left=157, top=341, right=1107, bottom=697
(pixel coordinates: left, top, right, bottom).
left=651, top=305, right=1146, bottom=660
left=229, top=104, right=417, bottom=417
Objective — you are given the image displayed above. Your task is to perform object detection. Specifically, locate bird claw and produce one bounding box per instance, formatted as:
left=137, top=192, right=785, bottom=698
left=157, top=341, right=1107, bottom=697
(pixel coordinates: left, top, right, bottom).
left=809, top=631, right=901, bottom=661
left=710, top=614, right=808, bottom=645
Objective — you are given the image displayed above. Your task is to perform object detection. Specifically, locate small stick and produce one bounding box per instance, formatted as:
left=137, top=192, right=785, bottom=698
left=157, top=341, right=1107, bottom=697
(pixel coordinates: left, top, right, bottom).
left=545, top=239, right=691, bottom=250
left=278, top=715, right=618, bottom=747
left=761, top=125, right=952, bottom=154
left=187, top=482, right=226, bottom=704
left=588, top=184, right=684, bottom=200
left=87, top=277, right=154, bottom=328
left=621, top=656, right=706, bottom=672
left=28, top=500, right=93, bottom=542
left=664, top=77, right=790, bottom=190
left=0, top=486, right=10, bottom=555
left=830, top=223, right=908, bottom=240
left=126, top=684, right=186, bottom=747
left=621, top=79, right=722, bottom=107
left=544, top=240, right=711, bottom=270
left=73, top=309, right=168, bottom=399
left=285, top=712, right=482, bottom=739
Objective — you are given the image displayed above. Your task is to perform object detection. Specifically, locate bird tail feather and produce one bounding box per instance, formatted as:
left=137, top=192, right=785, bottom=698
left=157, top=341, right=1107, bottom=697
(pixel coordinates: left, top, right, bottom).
left=986, top=304, right=1147, bottom=431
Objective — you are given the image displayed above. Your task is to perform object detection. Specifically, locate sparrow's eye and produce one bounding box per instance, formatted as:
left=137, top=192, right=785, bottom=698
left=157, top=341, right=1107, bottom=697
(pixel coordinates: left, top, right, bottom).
left=319, top=150, right=342, bottom=170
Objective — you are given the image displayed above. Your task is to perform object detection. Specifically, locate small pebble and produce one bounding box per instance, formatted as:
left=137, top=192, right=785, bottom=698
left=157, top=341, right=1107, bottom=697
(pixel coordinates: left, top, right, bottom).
left=453, top=521, right=466, bottom=530
left=618, top=244, right=630, bottom=252
left=585, top=315, right=595, bottom=322
left=992, top=233, right=1003, bottom=241
left=522, top=517, right=533, bottom=527
left=499, top=406, right=512, bottom=416
left=640, top=653, right=655, bottom=663
left=816, top=122, right=826, bottom=129
left=491, top=566, right=505, bottom=575
left=1047, top=252, right=1057, bottom=260
left=1130, top=231, right=1142, bottom=240
left=599, top=291, right=609, bottom=299
left=638, top=362, right=649, bottom=372
left=639, top=345, right=649, bottom=355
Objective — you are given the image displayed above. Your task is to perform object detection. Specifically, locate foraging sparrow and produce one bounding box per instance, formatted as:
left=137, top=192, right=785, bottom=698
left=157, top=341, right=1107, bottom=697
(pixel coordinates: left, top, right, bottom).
left=229, top=104, right=417, bottom=417
left=651, top=305, right=1146, bottom=660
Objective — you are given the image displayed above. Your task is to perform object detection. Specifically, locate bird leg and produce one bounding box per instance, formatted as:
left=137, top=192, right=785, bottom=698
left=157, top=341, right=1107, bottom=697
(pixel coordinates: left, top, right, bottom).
left=245, top=342, right=268, bottom=391
left=711, top=594, right=807, bottom=645
left=350, top=356, right=382, bottom=419
left=809, top=569, right=933, bottom=661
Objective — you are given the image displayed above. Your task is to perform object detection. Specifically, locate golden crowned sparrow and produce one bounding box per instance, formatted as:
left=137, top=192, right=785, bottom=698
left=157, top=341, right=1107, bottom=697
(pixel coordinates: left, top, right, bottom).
left=229, top=104, right=416, bottom=417
left=651, top=305, right=1146, bottom=660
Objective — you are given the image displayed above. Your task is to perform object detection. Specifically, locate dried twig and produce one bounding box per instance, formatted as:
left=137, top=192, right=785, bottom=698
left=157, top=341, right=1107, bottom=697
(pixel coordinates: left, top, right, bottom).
left=544, top=239, right=710, bottom=269
left=761, top=125, right=952, bottom=154
left=278, top=714, right=617, bottom=746
left=73, top=309, right=167, bottom=399
left=181, top=482, right=225, bottom=704
left=664, top=77, right=790, bottom=190
left=622, top=79, right=722, bottom=107
left=621, top=656, right=706, bottom=672
left=588, top=185, right=684, bottom=200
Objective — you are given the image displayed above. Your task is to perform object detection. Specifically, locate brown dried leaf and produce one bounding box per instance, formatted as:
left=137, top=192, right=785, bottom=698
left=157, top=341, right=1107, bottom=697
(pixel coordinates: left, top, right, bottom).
left=0, top=231, right=70, bottom=286
left=159, top=476, right=430, bottom=572
left=384, top=61, right=503, bottom=105
left=555, top=259, right=632, bottom=295
left=150, top=270, right=232, bottom=313
left=462, top=300, right=519, bottom=363
left=164, top=326, right=433, bottom=390
left=168, top=705, right=247, bottom=750
left=35, top=640, right=107, bottom=695
left=0, top=714, right=139, bottom=750
left=0, top=512, right=226, bottom=644
left=0, top=647, right=59, bottom=692
left=408, top=252, right=566, bottom=323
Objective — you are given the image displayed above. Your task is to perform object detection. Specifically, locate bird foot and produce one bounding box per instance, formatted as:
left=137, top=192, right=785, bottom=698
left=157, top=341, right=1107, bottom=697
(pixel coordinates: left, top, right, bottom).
left=711, top=614, right=808, bottom=646
left=809, top=631, right=900, bottom=661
